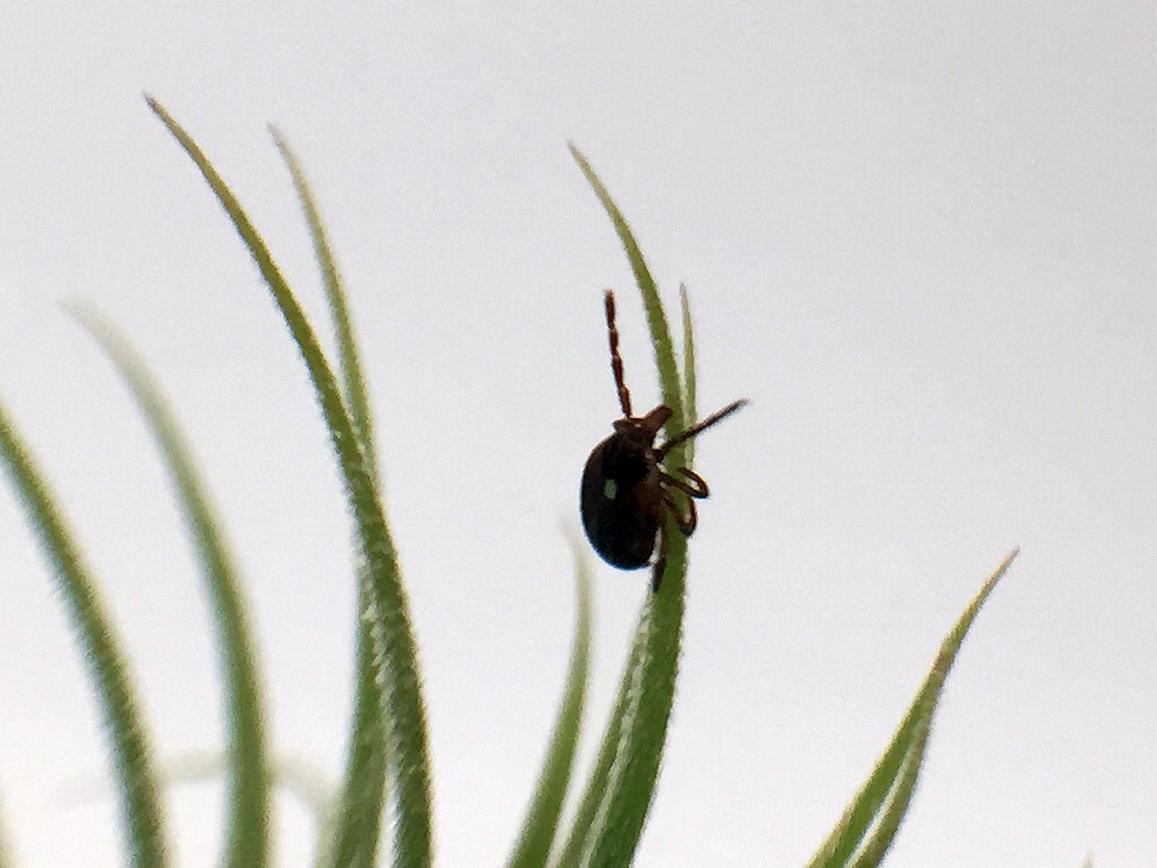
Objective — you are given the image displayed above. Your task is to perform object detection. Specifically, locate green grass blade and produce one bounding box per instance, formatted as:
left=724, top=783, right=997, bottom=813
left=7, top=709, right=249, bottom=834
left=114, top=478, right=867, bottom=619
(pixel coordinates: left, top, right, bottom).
left=567, top=144, right=685, bottom=433
left=149, top=749, right=335, bottom=865
left=846, top=720, right=930, bottom=868
left=68, top=748, right=336, bottom=867
left=678, top=284, right=697, bottom=466
left=552, top=625, right=645, bottom=868
left=271, top=127, right=389, bottom=868
left=260, top=755, right=340, bottom=863
left=561, top=146, right=690, bottom=865
left=0, top=400, right=169, bottom=867
left=271, top=128, right=378, bottom=474
left=146, top=95, right=433, bottom=867
left=321, top=621, right=389, bottom=868
left=809, top=548, right=1020, bottom=868
left=575, top=544, right=686, bottom=867
left=507, top=539, right=594, bottom=868
left=69, top=306, right=270, bottom=868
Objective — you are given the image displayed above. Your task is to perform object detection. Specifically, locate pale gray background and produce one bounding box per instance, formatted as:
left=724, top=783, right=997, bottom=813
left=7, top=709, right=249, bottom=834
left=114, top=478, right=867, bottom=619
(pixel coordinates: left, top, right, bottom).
left=1, top=3, right=1154, bottom=866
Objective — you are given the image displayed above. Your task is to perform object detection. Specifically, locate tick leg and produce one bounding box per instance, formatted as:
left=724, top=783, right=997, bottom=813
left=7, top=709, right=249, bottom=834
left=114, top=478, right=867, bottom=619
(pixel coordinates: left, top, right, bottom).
left=655, top=398, right=749, bottom=460
left=604, top=290, right=633, bottom=417
left=660, top=467, right=710, bottom=499
left=664, top=492, right=698, bottom=536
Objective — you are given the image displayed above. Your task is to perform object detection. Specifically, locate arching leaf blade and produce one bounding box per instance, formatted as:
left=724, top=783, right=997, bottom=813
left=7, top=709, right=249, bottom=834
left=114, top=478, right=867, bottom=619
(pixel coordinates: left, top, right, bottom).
left=271, top=127, right=389, bottom=868
left=552, top=625, right=646, bottom=868
left=810, top=548, right=1020, bottom=867
left=507, top=538, right=594, bottom=868
left=146, top=95, right=433, bottom=867
left=0, top=400, right=168, bottom=867
left=567, top=144, right=684, bottom=433
left=70, top=305, right=270, bottom=868
left=561, top=147, right=691, bottom=865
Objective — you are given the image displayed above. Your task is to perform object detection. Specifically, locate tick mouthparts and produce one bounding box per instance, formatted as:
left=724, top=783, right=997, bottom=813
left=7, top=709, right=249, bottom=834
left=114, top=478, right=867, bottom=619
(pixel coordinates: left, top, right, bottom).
left=640, top=405, right=672, bottom=433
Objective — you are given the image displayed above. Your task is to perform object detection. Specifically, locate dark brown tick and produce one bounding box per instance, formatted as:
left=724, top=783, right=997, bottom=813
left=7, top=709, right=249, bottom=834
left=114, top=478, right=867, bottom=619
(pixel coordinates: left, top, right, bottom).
left=580, top=290, right=747, bottom=591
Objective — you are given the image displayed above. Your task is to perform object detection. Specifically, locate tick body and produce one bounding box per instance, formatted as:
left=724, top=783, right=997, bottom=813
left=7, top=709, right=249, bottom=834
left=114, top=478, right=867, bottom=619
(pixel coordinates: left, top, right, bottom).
left=580, top=290, right=747, bottom=591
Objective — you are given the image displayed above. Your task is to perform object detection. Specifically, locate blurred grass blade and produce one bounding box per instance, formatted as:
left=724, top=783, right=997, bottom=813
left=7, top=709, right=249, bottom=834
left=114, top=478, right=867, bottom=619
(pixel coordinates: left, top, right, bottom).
left=152, top=750, right=332, bottom=825
left=0, top=399, right=169, bottom=867
left=552, top=627, right=645, bottom=867
left=809, top=548, right=1020, bottom=868
left=560, top=146, right=690, bottom=866
left=271, top=127, right=388, bottom=868
left=66, top=748, right=336, bottom=868
left=507, top=538, right=594, bottom=868
left=678, top=284, right=697, bottom=466
left=70, top=306, right=270, bottom=868
left=575, top=553, right=686, bottom=867
left=146, top=95, right=433, bottom=867
left=166, top=751, right=334, bottom=863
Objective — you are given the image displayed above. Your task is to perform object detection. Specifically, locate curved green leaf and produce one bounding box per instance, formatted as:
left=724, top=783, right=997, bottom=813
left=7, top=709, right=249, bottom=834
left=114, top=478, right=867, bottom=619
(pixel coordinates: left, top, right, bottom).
left=146, top=95, right=433, bottom=867
left=574, top=543, right=686, bottom=867
left=507, top=538, right=593, bottom=868
left=271, top=128, right=378, bottom=473
left=568, top=145, right=685, bottom=435
left=180, top=751, right=333, bottom=853
left=271, top=127, right=388, bottom=868
left=560, top=145, right=690, bottom=866
left=846, top=721, right=930, bottom=868
left=67, top=748, right=336, bottom=864
left=552, top=630, right=645, bottom=867
left=810, top=548, right=1020, bottom=867
left=70, top=306, right=270, bottom=868
left=0, top=400, right=168, bottom=867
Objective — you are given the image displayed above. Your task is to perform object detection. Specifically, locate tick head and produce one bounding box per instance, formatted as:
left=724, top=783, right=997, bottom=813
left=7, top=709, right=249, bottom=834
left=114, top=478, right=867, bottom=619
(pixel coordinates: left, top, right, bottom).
left=612, top=404, right=672, bottom=445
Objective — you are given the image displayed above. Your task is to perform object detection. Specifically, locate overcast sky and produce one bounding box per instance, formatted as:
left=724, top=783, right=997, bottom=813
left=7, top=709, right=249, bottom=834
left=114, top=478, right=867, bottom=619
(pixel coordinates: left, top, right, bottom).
left=1, top=4, right=1154, bottom=866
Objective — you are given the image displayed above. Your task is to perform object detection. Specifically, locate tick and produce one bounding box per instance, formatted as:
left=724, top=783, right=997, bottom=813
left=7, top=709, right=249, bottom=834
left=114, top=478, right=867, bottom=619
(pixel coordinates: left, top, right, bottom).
left=580, top=290, right=747, bottom=591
